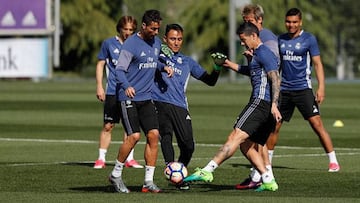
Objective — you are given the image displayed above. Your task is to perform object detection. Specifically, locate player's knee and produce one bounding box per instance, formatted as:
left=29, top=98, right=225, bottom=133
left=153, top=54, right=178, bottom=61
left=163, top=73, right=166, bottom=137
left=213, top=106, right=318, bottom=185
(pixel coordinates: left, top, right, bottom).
left=103, top=123, right=114, bottom=132
left=147, top=129, right=160, bottom=143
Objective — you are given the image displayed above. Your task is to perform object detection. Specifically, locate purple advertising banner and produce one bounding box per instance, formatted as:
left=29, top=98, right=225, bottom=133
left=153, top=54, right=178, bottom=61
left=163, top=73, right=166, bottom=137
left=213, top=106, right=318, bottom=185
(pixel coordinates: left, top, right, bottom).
left=0, top=0, right=47, bottom=30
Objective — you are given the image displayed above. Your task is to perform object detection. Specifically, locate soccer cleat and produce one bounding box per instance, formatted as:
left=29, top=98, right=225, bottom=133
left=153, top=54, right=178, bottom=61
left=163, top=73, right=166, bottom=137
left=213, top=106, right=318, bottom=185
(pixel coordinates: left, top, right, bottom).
left=93, top=159, right=105, bottom=169
left=235, top=177, right=261, bottom=190
left=328, top=162, right=340, bottom=172
left=109, top=175, right=130, bottom=193
left=255, top=179, right=278, bottom=192
left=141, top=183, right=162, bottom=193
left=176, top=182, right=190, bottom=190
left=183, top=168, right=213, bottom=183
left=125, top=159, right=144, bottom=168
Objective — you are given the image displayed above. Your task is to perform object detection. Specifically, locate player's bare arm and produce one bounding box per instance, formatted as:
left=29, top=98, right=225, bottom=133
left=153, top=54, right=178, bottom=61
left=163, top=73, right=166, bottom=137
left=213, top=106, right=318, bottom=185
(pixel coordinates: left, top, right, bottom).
left=268, top=70, right=282, bottom=122
left=312, top=55, right=326, bottom=104
left=223, top=59, right=239, bottom=72
left=96, top=60, right=106, bottom=102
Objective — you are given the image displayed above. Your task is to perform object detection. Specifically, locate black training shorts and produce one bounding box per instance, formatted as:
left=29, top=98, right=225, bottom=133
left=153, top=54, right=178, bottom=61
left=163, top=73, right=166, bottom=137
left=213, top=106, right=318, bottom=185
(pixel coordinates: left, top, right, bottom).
left=234, top=98, right=276, bottom=145
left=119, top=100, right=159, bottom=135
left=279, top=89, right=320, bottom=121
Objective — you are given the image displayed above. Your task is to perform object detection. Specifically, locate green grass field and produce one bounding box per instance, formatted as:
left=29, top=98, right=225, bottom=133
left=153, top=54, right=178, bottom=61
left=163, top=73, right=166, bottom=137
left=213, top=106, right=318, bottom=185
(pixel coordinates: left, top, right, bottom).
left=0, top=79, right=359, bottom=202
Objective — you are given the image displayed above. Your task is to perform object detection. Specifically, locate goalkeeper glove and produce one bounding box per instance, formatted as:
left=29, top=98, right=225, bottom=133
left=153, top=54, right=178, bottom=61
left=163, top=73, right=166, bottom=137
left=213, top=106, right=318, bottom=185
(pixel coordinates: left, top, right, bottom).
left=211, top=52, right=227, bottom=71
left=213, top=64, right=222, bottom=71
left=161, top=44, right=174, bottom=58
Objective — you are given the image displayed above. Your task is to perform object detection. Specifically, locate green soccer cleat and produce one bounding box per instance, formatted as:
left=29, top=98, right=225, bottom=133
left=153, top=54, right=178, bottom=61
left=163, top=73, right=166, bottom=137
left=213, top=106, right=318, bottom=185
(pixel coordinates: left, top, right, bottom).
left=255, top=179, right=278, bottom=192
left=183, top=168, right=214, bottom=183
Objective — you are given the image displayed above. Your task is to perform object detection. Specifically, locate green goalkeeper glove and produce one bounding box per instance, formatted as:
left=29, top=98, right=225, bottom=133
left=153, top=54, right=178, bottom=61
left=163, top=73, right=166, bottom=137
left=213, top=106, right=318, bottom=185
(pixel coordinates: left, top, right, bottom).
left=161, top=44, right=174, bottom=58
left=211, top=52, right=227, bottom=71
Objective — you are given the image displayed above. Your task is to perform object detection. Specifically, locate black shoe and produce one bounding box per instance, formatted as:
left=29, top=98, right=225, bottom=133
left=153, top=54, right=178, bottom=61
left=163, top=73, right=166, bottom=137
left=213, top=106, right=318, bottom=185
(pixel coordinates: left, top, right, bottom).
left=176, top=182, right=190, bottom=190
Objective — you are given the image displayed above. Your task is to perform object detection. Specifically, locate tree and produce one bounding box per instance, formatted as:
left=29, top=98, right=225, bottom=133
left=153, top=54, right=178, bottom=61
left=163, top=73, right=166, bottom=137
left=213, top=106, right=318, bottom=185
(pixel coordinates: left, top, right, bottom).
left=60, top=0, right=121, bottom=72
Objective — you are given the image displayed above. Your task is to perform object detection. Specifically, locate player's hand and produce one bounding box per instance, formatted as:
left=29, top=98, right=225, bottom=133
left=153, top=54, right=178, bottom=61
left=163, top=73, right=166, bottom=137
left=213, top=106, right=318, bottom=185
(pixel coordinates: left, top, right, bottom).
left=161, top=44, right=174, bottom=58
left=316, top=88, right=325, bottom=104
left=96, top=87, right=105, bottom=102
left=271, top=103, right=282, bottom=122
left=211, top=52, right=227, bottom=71
left=243, top=49, right=253, bottom=61
left=164, top=66, right=174, bottom=77
left=125, top=87, right=135, bottom=99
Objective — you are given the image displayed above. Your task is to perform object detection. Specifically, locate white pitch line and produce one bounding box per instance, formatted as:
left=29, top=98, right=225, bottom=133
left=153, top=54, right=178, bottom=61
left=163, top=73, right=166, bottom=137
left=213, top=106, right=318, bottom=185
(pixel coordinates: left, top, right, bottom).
left=0, top=137, right=359, bottom=151
left=3, top=151, right=360, bottom=167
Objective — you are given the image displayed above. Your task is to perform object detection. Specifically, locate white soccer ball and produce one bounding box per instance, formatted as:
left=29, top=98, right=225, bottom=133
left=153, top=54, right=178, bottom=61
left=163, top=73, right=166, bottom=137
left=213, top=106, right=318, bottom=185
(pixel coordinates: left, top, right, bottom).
left=164, top=162, right=188, bottom=184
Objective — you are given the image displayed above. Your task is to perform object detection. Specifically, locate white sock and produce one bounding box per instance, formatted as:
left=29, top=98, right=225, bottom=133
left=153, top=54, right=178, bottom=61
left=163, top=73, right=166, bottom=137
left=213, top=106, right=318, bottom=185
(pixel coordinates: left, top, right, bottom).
left=111, top=159, right=124, bottom=178
left=144, top=165, right=155, bottom=184
left=250, top=169, right=261, bottom=182
left=98, top=148, right=107, bottom=161
left=203, top=160, right=218, bottom=173
left=126, top=148, right=135, bottom=161
left=268, top=150, right=274, bottom=164
left=327, top=151, right=338, bottom=164
left=266, top=164, right=274, bottom=179
left=261, top=170, right=274, bottom=183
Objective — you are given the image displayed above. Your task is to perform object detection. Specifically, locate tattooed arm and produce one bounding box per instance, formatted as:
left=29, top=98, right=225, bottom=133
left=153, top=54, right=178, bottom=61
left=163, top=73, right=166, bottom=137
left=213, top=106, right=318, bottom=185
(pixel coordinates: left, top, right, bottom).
left=268, top=70, right=282, bottom=122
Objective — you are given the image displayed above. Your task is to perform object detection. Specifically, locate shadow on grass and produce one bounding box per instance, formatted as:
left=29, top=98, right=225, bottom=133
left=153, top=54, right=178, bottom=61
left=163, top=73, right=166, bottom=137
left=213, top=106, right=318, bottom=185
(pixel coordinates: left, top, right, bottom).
left=61, top=162, right=114, bottom=168
left=230, top=163, right=295, bottom=170
left=69, top=185, right=143, bottom=193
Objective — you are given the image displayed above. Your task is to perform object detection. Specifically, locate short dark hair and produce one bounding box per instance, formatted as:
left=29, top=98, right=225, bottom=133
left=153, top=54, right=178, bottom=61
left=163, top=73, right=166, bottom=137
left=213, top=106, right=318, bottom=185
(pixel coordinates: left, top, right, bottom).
left=236, top=22, right=259, bottom=36
left=165, top=24, right=183, bottom=35
left=116, top=16, right=137, bottom=33
left=286, top=8, right=302, bottom=19
left=142, top=9, right=162, bottom=25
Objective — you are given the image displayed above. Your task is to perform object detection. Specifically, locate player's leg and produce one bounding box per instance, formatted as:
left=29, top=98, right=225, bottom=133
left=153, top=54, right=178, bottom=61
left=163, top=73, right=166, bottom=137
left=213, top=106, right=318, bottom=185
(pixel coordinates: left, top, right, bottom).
left=124, top=130, right=143, bottom=168
left=109, top=100, right=141, bottom=193
left=184, top=128, right=248, bottom=183
left=155, top=101, right=175, bottom=165
left=184, top=99, right=263, bottom=183
left=265, top=122, right=282, bottom=162
left=172, top=105, right=194, bottom=167
left=139, top=100, right=162, bottom=193
left=94, top=95, right=118, bottom=169
left=241, top=139, right=277, bottom=192
left=296, top=89, right=340, bottom=172
left=266, top=90, right=294, bottom=162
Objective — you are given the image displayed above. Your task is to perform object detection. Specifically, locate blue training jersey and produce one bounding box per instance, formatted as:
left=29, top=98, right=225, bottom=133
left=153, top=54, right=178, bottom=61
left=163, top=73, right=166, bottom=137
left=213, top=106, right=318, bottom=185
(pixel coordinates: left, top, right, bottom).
left=238, top=44, right=279, bottom=102
left=97, top=36, right=122, bottom=95
left=260, top=28, right=280, bottom=62
left=115, top=33, right=162, bottom=101
left=153, top=52, right=207, bottom=110
left=278, top=30, right=320, bottom=91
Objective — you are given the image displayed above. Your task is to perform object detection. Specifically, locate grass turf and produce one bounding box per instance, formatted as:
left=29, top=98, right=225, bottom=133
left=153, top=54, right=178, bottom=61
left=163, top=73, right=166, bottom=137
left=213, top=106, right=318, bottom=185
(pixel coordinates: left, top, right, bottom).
left=0, top=79, right=359, bottom=202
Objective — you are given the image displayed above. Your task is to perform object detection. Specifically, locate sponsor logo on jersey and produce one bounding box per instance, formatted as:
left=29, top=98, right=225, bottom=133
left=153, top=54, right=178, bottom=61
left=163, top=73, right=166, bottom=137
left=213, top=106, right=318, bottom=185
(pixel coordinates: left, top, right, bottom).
left=138, top=57, right=157, bottom=69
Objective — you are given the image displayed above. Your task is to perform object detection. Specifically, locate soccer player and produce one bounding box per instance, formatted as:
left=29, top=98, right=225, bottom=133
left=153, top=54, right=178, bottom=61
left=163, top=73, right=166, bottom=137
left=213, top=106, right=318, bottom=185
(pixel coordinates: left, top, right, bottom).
left=108, top=9, right=173, bottom=193
left=93, top=16, right=143, bottom=169
left=184, top=22, right=282, bottom=192
left=266, top=8, right=340, bottom=172
left=236, top=4, right=280, bottom=190
left=153, top=23, right=221, bottom=190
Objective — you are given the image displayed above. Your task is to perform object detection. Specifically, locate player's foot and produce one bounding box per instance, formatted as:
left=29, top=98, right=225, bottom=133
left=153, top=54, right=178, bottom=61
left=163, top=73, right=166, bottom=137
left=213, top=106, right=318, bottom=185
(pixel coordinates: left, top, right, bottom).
left=141, top=183, right=162, bottom=193
left=93, top=159, right=105, bottom=169
left=328, top=162, right=340, bottom=172
left=109, top=175, right=130, bottom=193
left=183, top=168, right=213, bottom=183
left=176, top=182, right=190, bottom=190
left=235, top=177, right=261, bottom=190
left=255, top=179, right=278, bottom=192
left=125, top=159, right=144, bottom=168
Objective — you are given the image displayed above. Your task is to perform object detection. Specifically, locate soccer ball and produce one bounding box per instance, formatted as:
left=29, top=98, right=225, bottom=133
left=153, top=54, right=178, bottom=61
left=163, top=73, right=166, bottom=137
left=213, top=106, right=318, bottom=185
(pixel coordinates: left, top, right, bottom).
left=164, top=162, right=188, bottom=184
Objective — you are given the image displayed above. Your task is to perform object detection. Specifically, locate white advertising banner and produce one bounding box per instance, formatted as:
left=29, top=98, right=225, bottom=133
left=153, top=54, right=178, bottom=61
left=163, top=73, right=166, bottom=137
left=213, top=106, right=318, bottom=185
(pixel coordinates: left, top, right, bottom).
left=0, top=38, right=49, bottom=78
